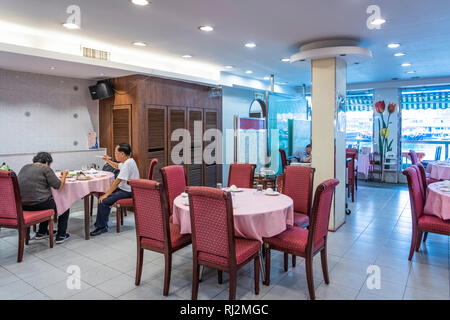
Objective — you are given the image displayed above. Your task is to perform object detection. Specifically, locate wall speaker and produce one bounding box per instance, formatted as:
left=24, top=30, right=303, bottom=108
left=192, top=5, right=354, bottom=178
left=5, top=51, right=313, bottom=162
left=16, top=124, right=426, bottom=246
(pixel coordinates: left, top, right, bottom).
left=89, top=80, right=114, bottom=100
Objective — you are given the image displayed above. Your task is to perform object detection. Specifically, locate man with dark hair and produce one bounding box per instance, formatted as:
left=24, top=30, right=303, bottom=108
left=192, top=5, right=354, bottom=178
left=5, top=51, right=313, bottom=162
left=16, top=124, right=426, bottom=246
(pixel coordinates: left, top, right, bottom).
left=293, top=144, right=312, bottom=163
left=18, top=152, right=71, bottom=243
left=90, top=143, right=139, bottom=236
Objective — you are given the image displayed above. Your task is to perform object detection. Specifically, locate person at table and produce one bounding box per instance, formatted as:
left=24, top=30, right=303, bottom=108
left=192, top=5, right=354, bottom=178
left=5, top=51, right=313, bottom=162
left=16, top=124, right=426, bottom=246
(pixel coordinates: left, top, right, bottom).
left=292, top=144, right=312, bottom=163
left=90, top=143, right=139, bottom=236
left=17, top=152, right=71, bottom=243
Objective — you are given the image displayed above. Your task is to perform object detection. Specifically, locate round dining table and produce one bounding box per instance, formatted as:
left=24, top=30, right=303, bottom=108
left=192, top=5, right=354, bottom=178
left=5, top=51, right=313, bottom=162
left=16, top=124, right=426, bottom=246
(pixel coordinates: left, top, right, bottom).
left=426, top=161, right=450, bottom=180
left=424, top=181, right=450, bottom=221
left=51, top=171, right=114, bottom=239
left=172, top=188, right=294, bottom=243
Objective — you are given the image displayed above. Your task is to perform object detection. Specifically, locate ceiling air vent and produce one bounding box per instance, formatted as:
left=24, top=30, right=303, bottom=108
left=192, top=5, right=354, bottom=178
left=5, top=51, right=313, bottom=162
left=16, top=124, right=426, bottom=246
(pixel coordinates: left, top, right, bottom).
left=82, top=47, right=110, bottom=61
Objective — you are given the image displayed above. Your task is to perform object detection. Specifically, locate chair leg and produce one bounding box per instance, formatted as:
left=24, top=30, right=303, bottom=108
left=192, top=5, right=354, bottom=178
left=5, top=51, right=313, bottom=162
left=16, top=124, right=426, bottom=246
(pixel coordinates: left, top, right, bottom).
left=415, top=231, right=423, bottom=252
left=25, top=227, right=30, bottom=245
left=135, top=244, right=144, bottom=285
left=351, top=180, right=355, bottom=202
left=305, top=256, right=315, bottom=300
left=292, top=255, right=296, bottom=268
left=49, top=218, right=54, bottom=248
left=254, top=255, right=260, bottom=295
left=229, top=270, right=237, bottom=300
left=408, top=230, right=418, bottom=261
left=192, top=260, right=200, bottom=300
left=264, top=246, right=271, bottom=286
left=121, top=208, right=125, bottom=226
left=17, top=227, right=25, bottom=263
left=218, top=270, right=223, bottom=284
left=321, top=247, right=330, bottom=284
left=116, top=207, right=120, bottom=233
left=423, top=232, right=428, bottom=243
left=33, top=225, right=36, bottom=232
left=283, top=253, right=288, bottom=272
left=355, top=173, right=358, bottom=190
left=163, top=252, right=172, bottom=296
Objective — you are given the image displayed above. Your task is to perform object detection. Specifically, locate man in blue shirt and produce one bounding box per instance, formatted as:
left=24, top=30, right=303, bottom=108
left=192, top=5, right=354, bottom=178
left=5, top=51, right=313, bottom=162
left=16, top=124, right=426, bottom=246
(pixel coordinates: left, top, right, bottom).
left=292, top=144, right=312, bottom=163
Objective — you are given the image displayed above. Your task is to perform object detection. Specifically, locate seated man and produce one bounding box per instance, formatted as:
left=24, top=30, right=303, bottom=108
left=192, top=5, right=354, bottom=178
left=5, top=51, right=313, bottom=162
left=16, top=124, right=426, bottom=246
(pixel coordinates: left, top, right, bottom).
left=292, top=144, right=312, bottom=163
left=90, top=143, right=139, bottom=236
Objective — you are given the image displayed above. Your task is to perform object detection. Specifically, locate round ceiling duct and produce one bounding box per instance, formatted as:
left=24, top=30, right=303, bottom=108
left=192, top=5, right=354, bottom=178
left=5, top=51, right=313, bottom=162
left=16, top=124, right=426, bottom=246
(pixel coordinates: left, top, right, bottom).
left=290, top=39, right=372, bottom=65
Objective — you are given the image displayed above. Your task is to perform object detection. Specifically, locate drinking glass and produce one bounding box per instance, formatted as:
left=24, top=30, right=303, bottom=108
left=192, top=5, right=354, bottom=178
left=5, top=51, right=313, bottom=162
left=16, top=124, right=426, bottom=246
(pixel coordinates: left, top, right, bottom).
left=81, top=165, right=88, bottom=171
left=257, top=184, right=263, bottom=193
left=217, top=183, right=223, bottom=190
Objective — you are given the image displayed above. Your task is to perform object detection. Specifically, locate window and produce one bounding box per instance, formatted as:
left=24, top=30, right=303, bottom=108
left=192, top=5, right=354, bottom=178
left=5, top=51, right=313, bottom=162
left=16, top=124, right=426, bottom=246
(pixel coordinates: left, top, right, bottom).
left=346, top=91, right=374, bottom=150
left=401, top=86, right=450, bottom=164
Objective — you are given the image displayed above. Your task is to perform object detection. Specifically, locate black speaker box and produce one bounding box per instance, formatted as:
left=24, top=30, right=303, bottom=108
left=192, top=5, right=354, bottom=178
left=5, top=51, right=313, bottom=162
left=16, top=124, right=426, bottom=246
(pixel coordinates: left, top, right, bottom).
left=89, top=80, right=114, bottom=100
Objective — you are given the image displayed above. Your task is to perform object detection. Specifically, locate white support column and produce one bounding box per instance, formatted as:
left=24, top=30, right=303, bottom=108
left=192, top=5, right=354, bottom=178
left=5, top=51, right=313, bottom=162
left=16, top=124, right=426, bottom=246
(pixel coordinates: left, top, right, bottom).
left=311, top=57, right=347, bottom=231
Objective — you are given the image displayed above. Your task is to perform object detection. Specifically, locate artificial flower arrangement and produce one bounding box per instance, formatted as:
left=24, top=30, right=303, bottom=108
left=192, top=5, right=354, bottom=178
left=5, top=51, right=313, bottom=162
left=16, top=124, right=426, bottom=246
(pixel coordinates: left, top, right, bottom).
left=375, top=101, right=396, bottom=162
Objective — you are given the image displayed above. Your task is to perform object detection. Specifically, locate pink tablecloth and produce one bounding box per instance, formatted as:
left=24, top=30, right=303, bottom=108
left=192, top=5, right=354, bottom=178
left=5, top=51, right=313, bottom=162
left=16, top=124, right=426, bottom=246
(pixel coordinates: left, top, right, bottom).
left=357, top=154, right=370, bottom=178
left=426, top=162, right=450, bottom=180
left=172, top=188, right=294, bottom=242
left=51, top=171, right=114, bottom=215
left=424, top=182, right=450, bottom=220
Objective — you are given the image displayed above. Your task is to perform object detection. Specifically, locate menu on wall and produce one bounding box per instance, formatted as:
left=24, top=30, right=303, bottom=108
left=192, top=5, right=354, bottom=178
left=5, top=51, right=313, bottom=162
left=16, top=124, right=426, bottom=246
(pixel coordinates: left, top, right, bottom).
left=88, top=132, right=97, bottom=149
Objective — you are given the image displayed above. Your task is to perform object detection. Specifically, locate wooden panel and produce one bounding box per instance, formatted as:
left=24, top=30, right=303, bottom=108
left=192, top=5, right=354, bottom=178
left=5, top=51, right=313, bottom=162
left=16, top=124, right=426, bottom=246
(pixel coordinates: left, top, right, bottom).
left=147, top=107, right=166, bottom=150
left=205, top=165, right=217, bottom=187
left=112, top=106, right=131, bottom=148
left=168, top=107, right=187, bottom=165
left=148, top=150, right=165, bottom=182
left=188, top=108, right=203, bottom=148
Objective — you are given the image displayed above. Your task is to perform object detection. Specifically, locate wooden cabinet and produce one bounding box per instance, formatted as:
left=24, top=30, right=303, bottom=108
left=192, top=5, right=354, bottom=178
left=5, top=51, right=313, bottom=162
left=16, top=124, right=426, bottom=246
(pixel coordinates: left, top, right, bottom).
left=99, top=75, right=222, bottom=186
left=204, top=109, right=219, bottom=187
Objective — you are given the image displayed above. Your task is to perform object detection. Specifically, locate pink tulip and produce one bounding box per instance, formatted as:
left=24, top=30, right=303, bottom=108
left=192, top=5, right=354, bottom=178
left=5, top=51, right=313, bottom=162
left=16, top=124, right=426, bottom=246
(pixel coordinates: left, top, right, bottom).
left=388, top=103, right=396, bottom=114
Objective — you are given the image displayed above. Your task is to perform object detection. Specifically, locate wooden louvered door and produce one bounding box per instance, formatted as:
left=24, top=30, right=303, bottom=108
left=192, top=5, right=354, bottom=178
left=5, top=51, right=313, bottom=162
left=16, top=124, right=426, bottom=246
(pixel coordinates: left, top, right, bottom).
left=147, top=106, right=166, bottom=182
left=167, top=107, right=187, bottom=169
left=112, top=105, right=132, bottom=155
left=204, top=109, right=219, bottom=187
left=187, top=108, right=203, bottom=186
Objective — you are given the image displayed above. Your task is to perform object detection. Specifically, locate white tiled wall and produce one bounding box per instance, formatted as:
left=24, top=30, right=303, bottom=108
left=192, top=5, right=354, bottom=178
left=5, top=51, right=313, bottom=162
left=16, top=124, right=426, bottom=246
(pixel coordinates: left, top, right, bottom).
left=0, top=68, right=98, bottom=154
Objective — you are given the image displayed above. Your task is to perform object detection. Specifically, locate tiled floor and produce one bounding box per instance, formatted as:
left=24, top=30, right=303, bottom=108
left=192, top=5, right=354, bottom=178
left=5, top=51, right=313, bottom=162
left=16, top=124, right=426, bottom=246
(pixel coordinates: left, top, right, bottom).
left=0, top=182, right=449, bottom=300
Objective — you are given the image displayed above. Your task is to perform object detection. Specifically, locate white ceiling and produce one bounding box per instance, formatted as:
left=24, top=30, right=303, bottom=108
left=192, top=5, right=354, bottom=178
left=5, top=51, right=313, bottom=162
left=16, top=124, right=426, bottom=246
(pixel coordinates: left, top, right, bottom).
left=1, top=0, right=450, bottom=85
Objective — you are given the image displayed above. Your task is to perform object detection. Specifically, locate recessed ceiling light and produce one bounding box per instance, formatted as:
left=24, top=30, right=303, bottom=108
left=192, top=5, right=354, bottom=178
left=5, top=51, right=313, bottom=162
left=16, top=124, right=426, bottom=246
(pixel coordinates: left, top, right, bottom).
left=50, top=66, right=56, bottom=70
left=182, top=54, right=193, bottom=58
left=394, top=53, right=406, bottom=57
left=371, top=18, right=386, bottom=26
left=100, top=73, right=105, bottom=76
left=245, top=42, right=256, bottom=48
left=132, top=41, right=147, bottom=47
left=225, top=65, right=234, bottom=69
left=263, top=76, right=270, bottom=80
left=130, top=0, right=150, bottom=6
left=388, top=43, right=400, bottom=49
left=402, top=63, right=412, bottom=67
left=407, top=70, right=416, bottom=74
left=62, top=22, right=80, bottom=30
left=245, top=70, right=253, bottom=74
left=198, top=25, right=214, bottom=32
left=281, top=58, right=290, bottom=62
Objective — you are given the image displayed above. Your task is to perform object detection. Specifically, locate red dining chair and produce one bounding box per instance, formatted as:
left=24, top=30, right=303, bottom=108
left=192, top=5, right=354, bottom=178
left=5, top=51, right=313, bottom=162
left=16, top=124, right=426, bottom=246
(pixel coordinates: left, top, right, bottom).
left=228, top=163, right=256, bottom=188
left=402, top=166, right=450, bottom=260
left=263, top=178, right=339, bottom=300
left=416, top=162, right=439, bottom=186
left=160, top=165, right=188, bottom=221
left=276, top=174, right=284, bottom=194
left=113, top=158, right=158, bottom=233
left=282, top=165, right=315, bottom=267
left=0, top=170, right=54, bottom=262
left=409, top=150, right=419, bottom=165
left=130, top=179, right=191, bottom=296
left=187, top=186, right=260, bottom=300
left=279, top=149, right=289, bottom=174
